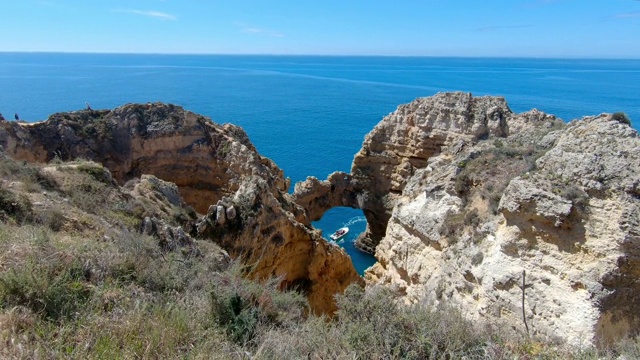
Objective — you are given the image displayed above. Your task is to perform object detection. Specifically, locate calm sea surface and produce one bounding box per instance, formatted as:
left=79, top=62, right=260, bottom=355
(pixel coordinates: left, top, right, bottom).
left=1, top=53, right=639, bottom=274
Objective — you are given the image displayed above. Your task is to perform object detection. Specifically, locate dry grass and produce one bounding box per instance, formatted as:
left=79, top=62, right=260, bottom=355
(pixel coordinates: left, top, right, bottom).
left=1, top=153, right=639, bottom=359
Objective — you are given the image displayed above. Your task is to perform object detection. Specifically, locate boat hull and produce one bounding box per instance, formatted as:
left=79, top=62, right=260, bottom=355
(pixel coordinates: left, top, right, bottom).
left=329, top=227, right=349, bottom=241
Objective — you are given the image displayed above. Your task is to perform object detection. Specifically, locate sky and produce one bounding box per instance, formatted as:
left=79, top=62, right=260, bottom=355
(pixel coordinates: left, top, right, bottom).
left=1, top=0, right=639, bottom=58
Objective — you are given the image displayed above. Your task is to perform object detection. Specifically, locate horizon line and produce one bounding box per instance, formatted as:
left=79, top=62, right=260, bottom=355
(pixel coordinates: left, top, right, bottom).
left=0, top=50, right=639, bottom=61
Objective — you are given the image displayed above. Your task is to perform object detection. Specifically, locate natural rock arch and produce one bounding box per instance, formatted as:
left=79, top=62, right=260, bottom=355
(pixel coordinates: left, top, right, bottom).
left=0, top=103, right=362, bottom=314
left=292, top=171, right=390, bottom=254
left=293, top=172, right=359, bottom=221
left=295, top=92, right=516, bottom=254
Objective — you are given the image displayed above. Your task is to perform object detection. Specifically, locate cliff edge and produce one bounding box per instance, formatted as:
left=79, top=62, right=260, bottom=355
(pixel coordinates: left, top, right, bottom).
left=294, top=92, right=639, bottom=346
left=0, top=103, right=361, bottom=314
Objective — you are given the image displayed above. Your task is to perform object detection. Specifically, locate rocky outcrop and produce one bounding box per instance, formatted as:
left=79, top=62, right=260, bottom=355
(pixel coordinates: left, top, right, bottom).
left=0, top=103, right=360, bottom=314
left=294, top=93, right=524, bottom=253
left=197, top=177, right=363, bottom=313
left=0, top=156, right=215, bottom=260
left=358, top=94, right=639, bottom=346
left=293, top=92, right=638, bottom=345
left=0, top=104, right=287, bottom=214
left=293, top=172, right=361, bottom=221
left=4, top=94, right=638, bottom=344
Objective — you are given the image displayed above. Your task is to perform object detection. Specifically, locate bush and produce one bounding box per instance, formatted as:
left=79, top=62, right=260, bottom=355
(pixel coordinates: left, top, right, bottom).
left=75, top=161, right=113, bottom=184
left=339, top=285, right=487, bottom=358
left=0, top=258, right=91, bottom=321
left=439, top=208, right=480, bottom=244
left=210, top=262, right=308, bottom=345
left=254, top=284, right=489, bottom=359
left=0, top=155, right=56, bottom=192
left=69, top=181, right=112, bottom=214
left=35, top=208, right=66, bottom=231
left=0, top=188, right=33, bottom=223
left=561, top=184, right=589, bottom=210
left=612, top=112, right=631, bottom=126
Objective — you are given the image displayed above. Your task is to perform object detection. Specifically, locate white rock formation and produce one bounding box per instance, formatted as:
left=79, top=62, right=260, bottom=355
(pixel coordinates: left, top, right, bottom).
left=363, top=93, right=639, bottom=347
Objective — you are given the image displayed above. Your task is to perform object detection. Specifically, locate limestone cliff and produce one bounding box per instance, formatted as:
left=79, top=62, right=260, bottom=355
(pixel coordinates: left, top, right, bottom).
left=0, top=104, right=360, bottom=314
left=351, top=92, right=519, bottom=253
left=295, top=92, right=518, bottom=253
left=0, top=104, right=287, bottom=214
left=293, top=92, right=639, bottom=346
left=358, top=93, right=639, bottom=346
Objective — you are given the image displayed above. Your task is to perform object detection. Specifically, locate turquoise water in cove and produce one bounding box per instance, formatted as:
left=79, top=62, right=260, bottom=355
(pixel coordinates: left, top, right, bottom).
left=1, top=53, right=639, bottom=274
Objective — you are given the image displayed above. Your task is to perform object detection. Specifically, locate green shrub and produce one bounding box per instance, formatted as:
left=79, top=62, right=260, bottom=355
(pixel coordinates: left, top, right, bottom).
left=337, top=285, right=488, bottom=359
left=0, top=188, right=33, bottom=223
left=0, top=258, right=91, bottom=321
left=0, top=155, right=56, bottom=192
left=35, top=208, right=66, bottom=231
left=75, top=161, right=113, bottom=184
left=63, top=177, right=112, bottom=215
left=255, top=284, right=489, bottom=359
left=612, top=112, right=631, bottom=126
left=106, top=233, right=187, bottom=292
left=209, top=263, right=308, bottom=345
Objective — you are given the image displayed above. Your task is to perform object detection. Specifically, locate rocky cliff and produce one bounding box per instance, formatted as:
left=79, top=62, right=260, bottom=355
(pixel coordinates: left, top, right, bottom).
left=0, top=103, right=361, bottom=314
left=294, top=92, right=639, bottom=346
left=294, top=93, right=521, bottom=253
left=365, top=94, right=639, bottom=346
left=3, top=95, right=638, bottom=345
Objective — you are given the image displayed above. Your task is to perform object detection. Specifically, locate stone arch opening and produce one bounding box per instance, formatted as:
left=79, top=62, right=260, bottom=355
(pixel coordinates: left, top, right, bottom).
left=292, top=171, right=391, bottom=256
left=292, top=172, right=361, bottom=222
left=312, top=206, right=376, bottom=275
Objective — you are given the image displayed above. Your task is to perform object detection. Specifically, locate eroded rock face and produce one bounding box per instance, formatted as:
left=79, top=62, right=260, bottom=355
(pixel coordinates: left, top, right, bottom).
left=293, top=172, right=361, bottom=221
left=0, top=103, right=360, bottom=314
left=197, top=177, right=362, bottom=314
left=295, top=92, right=517, bottom=253
left=293, top=92, right=638, bottom=345
left=364, top=102, right=639, bottom=347
left=0, top=104, right=287, bottom=214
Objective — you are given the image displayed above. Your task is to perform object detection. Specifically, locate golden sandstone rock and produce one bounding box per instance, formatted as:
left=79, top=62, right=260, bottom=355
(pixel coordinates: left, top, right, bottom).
left=0, top=103, right=360, bottom=315
left=2, top=93, right=639, bottom=345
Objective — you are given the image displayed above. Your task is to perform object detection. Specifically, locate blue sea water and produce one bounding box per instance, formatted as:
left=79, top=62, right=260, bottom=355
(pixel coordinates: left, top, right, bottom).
left=1, top=53, right=639, bottom=274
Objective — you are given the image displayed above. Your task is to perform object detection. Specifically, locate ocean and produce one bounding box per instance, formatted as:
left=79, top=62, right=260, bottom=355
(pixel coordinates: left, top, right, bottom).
left=1, top=53, right=639, bottom=274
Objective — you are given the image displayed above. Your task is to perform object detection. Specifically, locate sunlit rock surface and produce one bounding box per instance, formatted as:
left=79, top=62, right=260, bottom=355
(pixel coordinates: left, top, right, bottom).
left=0, top=103, right=361, bottom=314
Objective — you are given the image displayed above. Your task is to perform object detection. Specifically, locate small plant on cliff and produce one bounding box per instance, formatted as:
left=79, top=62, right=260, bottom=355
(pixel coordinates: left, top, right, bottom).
left=75, top=161, right=113, bottom=184
left=612, top=112, right=631, bottom=126
left=561, top=184, right=589, bottom=210
left=0, top=256, right=91, bottom=321
left=440, top=208, right=481, bottom=244
left=210, top=262, right=307, bottom=345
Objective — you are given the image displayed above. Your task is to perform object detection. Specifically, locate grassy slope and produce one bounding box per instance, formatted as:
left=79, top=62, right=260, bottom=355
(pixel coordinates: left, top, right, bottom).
left=0, top=154, right=638, bottom=359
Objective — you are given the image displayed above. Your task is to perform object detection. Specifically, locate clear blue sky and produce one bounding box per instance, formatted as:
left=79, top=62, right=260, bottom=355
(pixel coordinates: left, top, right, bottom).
left=1, top=0, right=639, bottom=58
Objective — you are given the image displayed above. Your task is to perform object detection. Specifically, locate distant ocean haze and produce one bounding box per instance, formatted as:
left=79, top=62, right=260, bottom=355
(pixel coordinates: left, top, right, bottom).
left=1, top=53, right=638, bottom=274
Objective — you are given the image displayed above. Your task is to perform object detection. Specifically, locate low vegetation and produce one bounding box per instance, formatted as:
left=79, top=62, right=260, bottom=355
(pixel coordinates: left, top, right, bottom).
left=1, top=154, right=639, bottom=359
left=612, top=112, right=631, bottom=126
left=454, top=140, right=545, bottom=214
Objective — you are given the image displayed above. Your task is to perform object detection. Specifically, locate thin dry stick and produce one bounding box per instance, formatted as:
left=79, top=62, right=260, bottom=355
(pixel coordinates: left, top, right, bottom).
left=522, top=270, right=530, bottom=337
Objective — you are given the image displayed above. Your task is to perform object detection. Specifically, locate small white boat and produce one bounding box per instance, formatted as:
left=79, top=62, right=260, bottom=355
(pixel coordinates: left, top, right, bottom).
left=330, top=227, right=349, bottom=241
